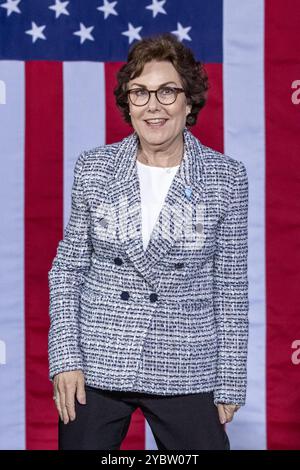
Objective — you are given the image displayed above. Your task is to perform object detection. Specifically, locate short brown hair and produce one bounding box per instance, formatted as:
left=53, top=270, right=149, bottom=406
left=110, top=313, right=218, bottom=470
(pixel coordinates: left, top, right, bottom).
left=114, top=32, right=209, bottom=127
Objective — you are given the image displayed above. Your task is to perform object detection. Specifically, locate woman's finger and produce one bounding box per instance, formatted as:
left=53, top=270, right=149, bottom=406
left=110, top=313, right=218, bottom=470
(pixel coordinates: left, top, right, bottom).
left=58, top=386, right=69, bottom=424
left=55, top=394, right=63, bottom=421
left=224, top=406, right=234, bottom=422
left=53, top=384, right=63, bottom=421
left=65, top=384, right=76, bottom=421
left=76, top=375, right=86, bottom=405
left=217, top=404, right=227, bottom=424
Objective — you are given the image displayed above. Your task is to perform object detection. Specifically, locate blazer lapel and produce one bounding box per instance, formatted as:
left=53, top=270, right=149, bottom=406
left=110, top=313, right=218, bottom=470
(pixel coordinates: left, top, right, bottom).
left=142, top=127, right=206, bottom=266
left=101, top=127, right=206, bottom=288
left=142, top=166, right=205, bottom=267
left=102, top=133, right=153, bottom=285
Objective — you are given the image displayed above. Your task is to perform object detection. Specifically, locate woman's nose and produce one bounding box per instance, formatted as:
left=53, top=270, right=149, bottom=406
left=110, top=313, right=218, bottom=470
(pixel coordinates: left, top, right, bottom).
left=147, top=92, right=161, bottom=110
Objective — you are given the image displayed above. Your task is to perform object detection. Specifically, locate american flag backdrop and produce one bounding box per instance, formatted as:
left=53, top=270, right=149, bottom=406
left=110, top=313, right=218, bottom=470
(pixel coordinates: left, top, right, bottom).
left=0, top=0, right=300, bottom=451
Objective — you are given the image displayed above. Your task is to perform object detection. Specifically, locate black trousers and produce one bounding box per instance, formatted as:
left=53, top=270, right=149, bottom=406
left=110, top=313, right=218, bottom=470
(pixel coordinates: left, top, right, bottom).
left=58, top=385, right=230, bottom=450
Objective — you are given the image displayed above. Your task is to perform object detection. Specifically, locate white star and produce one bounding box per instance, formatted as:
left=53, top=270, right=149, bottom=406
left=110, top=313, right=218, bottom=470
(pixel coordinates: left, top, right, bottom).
left=25, top=21, right=46, bottom=43
left=73, top=23, right=95, bottom=44
left=0, top=0, right=21, bottom=16
left=122, top=22, right=142, bottom=44
left=146, top=0, right=167, bottom=18
left=49, top=0, right=69, bottom=19
left=171, top=22, right=192, bottom=42
left=97, top=0, right=118, bottom=19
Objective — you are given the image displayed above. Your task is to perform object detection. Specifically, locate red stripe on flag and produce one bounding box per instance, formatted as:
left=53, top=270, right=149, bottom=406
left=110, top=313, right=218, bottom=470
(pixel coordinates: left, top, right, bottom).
left=25, top=61, right=63, bottom=449
left=105, top=61, right=134, bottom=144
left=265, top=0, right=300, bottom=449
left=192, top=63, right=224, bottom=153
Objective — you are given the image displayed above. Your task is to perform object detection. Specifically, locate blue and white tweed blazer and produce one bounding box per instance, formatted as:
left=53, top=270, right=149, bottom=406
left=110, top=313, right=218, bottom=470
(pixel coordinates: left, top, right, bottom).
left=48, top=126, right=249, bottom=406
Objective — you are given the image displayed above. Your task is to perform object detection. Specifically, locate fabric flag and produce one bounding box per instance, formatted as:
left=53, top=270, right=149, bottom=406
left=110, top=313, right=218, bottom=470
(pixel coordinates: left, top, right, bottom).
left=0, top=0, right=299, bottom=450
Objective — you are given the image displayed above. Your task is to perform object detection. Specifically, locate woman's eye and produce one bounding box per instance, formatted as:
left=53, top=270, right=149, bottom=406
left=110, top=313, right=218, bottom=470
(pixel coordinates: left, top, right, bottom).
left=160, top=87, right=173, bottom=95
left=135, top=89, right=147, bottom=96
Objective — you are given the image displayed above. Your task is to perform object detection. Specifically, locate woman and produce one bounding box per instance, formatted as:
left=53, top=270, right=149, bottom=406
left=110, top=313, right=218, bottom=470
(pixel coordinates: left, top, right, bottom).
left=48, top=32, right=249, bottom=450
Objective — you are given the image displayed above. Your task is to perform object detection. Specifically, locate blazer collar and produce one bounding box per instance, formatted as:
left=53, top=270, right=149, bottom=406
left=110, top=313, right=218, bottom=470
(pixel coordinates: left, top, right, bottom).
left=103, top=127, right=206, bottom=291
left=112, top=126, right=204, bottom=186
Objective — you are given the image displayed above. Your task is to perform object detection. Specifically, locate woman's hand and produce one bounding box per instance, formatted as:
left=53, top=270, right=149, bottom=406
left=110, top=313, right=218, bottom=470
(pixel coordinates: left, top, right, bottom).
left=216, top=403, right=241, bottom=424
left=53, top=370, right=86, bottom=424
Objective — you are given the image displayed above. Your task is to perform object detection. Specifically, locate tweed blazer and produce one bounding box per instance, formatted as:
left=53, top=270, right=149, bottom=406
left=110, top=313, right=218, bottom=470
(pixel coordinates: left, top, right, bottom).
left=48, top=126, right=249, bottom=406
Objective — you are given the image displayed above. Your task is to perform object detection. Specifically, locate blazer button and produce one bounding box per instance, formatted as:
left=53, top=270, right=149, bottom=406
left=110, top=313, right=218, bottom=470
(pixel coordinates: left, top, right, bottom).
left=195, top=222, right=203, bottom=233
left=149, top=293, right=158, bottom=303
left=174, top=262, right=185, bottom=269
left=114, top=257, right=123, bottom=266
left=121, top=291, right=130, bottom=300
left=99, top=218, right=108, bottom=228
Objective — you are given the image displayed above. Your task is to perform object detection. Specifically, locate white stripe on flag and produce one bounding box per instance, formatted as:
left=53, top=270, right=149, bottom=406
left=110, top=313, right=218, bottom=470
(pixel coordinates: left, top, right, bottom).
left=63, top=62, right=106, bottom=227
left=146, top=420, right=158, bottom=450
left=223, top=0, right=266, bottom=450
left=0, top=61, right=25, bottom=449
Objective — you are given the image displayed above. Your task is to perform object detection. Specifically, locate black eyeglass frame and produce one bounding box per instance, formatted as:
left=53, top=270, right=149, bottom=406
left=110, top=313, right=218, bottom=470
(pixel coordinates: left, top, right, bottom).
left=126, top=86, right=186, bottom=106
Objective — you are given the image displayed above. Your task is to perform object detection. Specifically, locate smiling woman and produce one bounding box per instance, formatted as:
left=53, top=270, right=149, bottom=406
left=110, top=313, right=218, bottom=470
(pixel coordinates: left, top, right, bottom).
left=114, top=33, right=209, bottom=168
left=114, top=32, right=209, bottom=128
left=49, top=32, right=248, bottom=451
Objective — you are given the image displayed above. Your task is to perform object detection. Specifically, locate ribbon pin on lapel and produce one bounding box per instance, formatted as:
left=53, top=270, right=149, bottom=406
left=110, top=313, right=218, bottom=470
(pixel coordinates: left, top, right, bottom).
left=184, top=186, right=193, bottom=200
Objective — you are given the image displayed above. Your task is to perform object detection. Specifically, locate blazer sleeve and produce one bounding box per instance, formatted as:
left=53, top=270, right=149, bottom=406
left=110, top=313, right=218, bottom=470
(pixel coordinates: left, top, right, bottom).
left=48, top=151, right=93, bottom=381
left=213, top=160, right=249, bottom=406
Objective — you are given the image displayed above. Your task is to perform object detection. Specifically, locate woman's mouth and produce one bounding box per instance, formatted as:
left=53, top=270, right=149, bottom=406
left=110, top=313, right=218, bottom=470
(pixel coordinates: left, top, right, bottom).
left=144, top=118, right=168, bottom=128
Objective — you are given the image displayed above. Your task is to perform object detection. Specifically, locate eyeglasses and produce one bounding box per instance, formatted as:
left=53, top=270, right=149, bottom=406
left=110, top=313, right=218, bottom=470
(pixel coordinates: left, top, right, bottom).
left=126, top=86, right=185, bottom=106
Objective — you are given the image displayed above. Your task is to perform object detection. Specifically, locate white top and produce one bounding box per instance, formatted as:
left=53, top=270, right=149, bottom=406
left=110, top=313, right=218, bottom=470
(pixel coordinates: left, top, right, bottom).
left=136, top=159, right=180, bottom=251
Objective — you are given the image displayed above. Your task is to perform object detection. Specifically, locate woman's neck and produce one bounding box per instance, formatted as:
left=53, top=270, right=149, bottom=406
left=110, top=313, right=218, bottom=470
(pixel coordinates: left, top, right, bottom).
left=136, top=135, right=184, bottom=168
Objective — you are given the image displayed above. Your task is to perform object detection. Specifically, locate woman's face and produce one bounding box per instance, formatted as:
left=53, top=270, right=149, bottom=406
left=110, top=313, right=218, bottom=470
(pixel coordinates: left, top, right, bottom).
left=127, top=60, right=191, bottom=148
